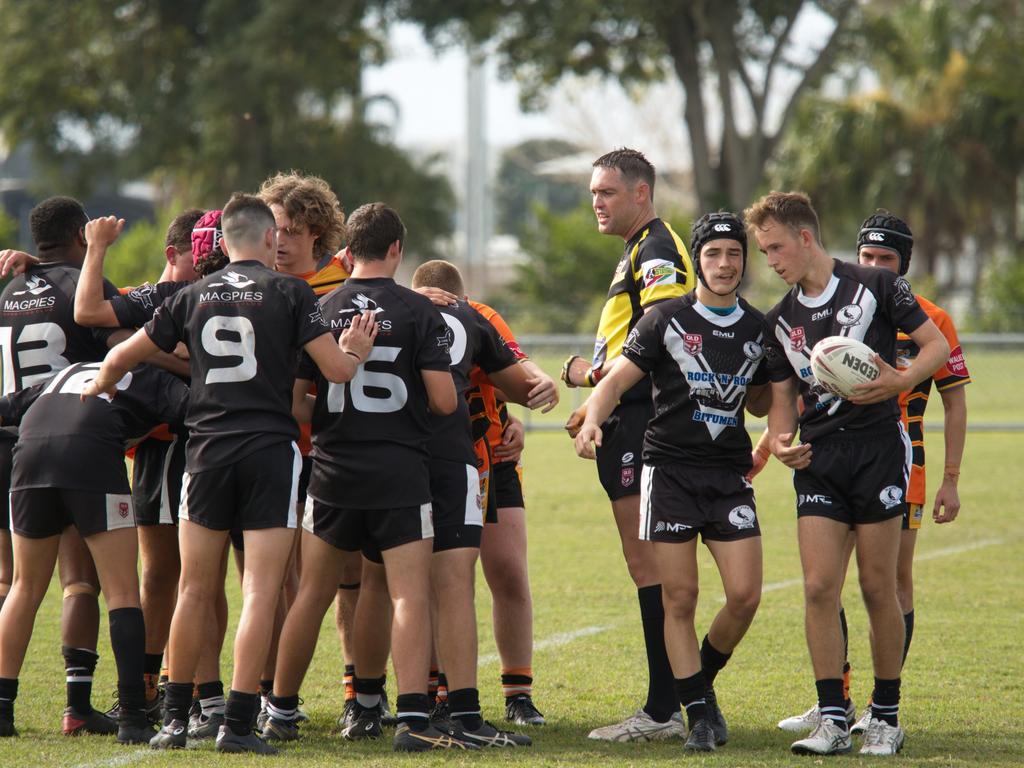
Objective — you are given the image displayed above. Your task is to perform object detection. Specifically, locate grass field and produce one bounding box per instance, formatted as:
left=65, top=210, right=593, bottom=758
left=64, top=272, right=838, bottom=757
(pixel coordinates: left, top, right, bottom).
left=5, top=421, right=1022, bottom=767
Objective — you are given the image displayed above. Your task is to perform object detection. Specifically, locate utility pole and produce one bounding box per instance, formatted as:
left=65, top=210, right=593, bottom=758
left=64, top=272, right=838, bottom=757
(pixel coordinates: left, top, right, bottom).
left=466, top=46, right=487, bottom=294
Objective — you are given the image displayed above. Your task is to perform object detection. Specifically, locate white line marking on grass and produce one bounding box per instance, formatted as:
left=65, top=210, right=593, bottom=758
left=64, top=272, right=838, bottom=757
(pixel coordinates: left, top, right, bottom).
left=71, top=749, right=150, bottom=768
left=720, top=538, right=1005, bottom=602
left=479, top=623, right=618, bottom=665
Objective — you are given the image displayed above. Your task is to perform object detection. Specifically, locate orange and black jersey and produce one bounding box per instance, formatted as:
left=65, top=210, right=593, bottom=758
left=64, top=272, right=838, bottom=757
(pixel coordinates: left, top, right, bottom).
left=898, top=296, right=970, bottom=505
left=593, top=218, right=693, bottom=401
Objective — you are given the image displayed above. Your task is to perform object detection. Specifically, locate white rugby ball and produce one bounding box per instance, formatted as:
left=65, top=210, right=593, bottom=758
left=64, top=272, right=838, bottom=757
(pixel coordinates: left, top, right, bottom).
left=810, top=336, right=880, bottom=399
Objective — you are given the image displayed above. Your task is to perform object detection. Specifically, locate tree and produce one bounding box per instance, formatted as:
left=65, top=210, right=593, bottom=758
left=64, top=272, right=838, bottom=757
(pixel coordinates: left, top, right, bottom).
left=495, top=139, right=586, bottom=239
left=392, top=0, right=858, bottom=212
left=0, top=1, right=454, bottom=257
left=772, top=0, right=1023, bottom=305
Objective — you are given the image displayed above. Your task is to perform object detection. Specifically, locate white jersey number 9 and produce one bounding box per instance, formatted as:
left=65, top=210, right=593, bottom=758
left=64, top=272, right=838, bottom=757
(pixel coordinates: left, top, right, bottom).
left=201, top=315, right=257, bottom=384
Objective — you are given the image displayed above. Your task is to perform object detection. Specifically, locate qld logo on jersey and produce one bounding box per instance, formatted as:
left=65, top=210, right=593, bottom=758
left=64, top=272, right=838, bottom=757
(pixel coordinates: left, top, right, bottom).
left=684, top=333, right=702, bottom=356
left=789, top=326, right=806, bottom=352
left=641, top=259, right=676, bottom=288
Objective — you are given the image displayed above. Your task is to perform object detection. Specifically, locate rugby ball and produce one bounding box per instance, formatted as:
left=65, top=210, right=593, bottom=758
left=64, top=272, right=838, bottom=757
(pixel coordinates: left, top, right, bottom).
left=810, top=336, right=880, bottom=399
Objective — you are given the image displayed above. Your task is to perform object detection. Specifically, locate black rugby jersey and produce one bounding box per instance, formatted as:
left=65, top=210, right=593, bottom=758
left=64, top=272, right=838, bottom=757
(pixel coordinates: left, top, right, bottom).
left=593, top=218, right=694, bottom=403
left=112, top=280, right=191, bottom=328
left=763, top=259, right=929, bottom=442
left=0, top=263, right=118, bottom=395
left=0, top=362, right=188, bottom=493
left=298, top=277, right=452, bottom=509
left=145, top=260, right=327, bottom=471
left=431, top=300, right=518, bottom=464
left=623, top=293, right=768, bottom=471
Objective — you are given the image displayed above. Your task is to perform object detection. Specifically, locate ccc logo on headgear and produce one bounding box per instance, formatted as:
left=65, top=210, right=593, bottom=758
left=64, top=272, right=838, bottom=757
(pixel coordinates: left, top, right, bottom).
left=713, top=223, right=731, bottom=232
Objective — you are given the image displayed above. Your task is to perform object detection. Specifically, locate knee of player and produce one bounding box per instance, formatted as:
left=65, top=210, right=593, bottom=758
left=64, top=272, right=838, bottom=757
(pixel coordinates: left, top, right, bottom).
left=802, top=577, right=841, bottom=607
left=857, top=571, right=897, bottom=608
left=62, top=581, right=100, bottom=601
left=661, top=582, right=699, bottom=617
left=724, top=587, right=761, bottom=619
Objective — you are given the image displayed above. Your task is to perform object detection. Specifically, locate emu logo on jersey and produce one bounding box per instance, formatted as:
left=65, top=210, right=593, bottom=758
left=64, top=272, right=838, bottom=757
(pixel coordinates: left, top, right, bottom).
left=879, top=485, right=903, bottom=509
left=728, top=505, right=756, bottom=529
left=837, top=304, right=863, bottom=326
left=743, top=341, right=764, bottom=362
left=208, top=271, right=255, bottom=289
left=789, top=326, right=806, bottom=352
left=684, top=333, right=702, bottom=356
left=127, top=283, right=158, bottom=309
left=340, top=293, right=385, bottom=315
left=12, top=276, right=51, bottom=296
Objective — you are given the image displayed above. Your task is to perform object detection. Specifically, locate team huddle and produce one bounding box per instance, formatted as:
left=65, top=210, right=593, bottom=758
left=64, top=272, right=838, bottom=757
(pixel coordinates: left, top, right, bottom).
left=0, top=150, right=968, bottom=757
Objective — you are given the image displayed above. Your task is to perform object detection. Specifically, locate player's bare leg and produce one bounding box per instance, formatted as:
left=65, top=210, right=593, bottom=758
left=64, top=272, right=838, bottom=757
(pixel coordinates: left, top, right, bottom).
left=612, top=496, right=659, bottom=587
left=0, top=533, right=61, bottom=677
left=855, top=518, right=905, bottom=679
left=431, top=547, right=479, bottom=693
left=58, top=528, right=104, bottom=731
left=896, top=527, right=916, bottom=619
left=258, top=526, right=301, bottom=724
left=705, top=537, right=762, bottom=651
left=652, top=539, right=701, bottom=676
left=189, top=541, right=229, bottom=739
left=138, top=524, right=179, bottom=709
left=352, top=559, right=392, bottom=677
left=334, top=549, right=362, bottom=725
left=0, top=531, right=11, bottom=612
left=480, top=506, right=542, bottom=725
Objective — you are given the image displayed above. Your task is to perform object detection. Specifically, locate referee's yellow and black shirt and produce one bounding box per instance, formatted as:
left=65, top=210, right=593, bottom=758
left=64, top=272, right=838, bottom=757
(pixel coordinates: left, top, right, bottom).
left=592, top=217, right=694, bottom=400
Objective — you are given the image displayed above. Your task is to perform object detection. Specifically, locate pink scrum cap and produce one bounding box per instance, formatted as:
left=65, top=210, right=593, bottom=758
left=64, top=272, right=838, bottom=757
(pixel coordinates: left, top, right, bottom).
left=191, top=209, right=224, bottom=267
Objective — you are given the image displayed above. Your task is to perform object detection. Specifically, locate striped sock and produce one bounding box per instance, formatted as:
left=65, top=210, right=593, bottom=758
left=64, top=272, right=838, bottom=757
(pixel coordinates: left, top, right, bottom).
left=871, top=677, right=900, bottom=727
left=197, top=680, right=225, bottom=717
left=436, top=673, right=448, bottom=703
left=63, top=646, right=98, bottom=714
left=343, top=664, right=356, bottom=702
left=428, top=668, right=440, bottom=703
left=674, top=671, right=707, bottom=729
left=501, top=666, right=533, bottom=699
left=395, top=693, right=430, bottom=733
left=267, top=693, right=299, bottom=722
left=816, top=678, right=849, bottom=732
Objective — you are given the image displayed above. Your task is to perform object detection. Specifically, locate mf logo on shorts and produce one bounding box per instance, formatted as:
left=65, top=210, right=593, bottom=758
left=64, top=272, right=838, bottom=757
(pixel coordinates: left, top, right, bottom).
left=879, top=485, right=903, bottom=509
left=729, top=505, right=756, bottom=529
left=798, top=493, right=832, bottom=506
left=654, top=521, right=691, bottom=533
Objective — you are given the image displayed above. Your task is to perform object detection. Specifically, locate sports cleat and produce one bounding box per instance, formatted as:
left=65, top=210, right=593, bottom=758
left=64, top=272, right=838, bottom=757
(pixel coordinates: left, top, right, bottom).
left=144, top=689, right=164, bottom=725
left=294, top=698, right=309, bottom=723
left=62, top=706, right=117, bottom=736
left=791, top=718, right=853, bottom=755
left=261, top=717, right=301, bottom=742
left=149, top=718, right=187, bottom=749
left=337, top=699, right=358, bottom=731
left=0, top=713, right=17, bottom=737
left=188, top=711, right=225, bottom=739
left=446, top=719, right=532, bottom=747
left=859, top=718, right=905, bottom=756
left=255, top=705, right=269, bottom=734
left=778, top=699, right=856, bottom=732
left=429, top=699, right=452, bottom=729
left=215, top=724, right=278, bottom=755
left=850, top=705, right=873, bottom=735
left=392, top=722, right=479, bottom=751
left=683, top=718, right=716, bottom=752
left=506, top=694, right=546, bottom=726
left=704, top=685, right=728, bottom=745
left=380, top=691, right=397, bottom=727
left=117, top=710, right=156, bottom=745
left=587, top=709, right=687, bottom=742
left=342, top=704, right=382, bottom=741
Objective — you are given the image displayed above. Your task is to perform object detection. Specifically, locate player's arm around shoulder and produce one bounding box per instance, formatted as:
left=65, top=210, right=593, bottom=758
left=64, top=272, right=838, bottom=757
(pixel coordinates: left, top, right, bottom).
left=82, top=327, right=162, bottom=399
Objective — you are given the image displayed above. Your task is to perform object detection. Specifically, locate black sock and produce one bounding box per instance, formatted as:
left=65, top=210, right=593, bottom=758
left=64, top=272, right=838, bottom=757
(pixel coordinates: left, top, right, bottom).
left=267, top=692, right=299, bottom=722
left=0, top=677, right=17, bottom=718
left=164, top=682, right=193, bottom=724
left=109, top=608, right=146, bottom=713
left=902, top=611, right=914, bottom=665
left=449, top=687, right=483, bottom=731
left=839, top=607, right=849, bottom=661
left=225, top=690, right=259, bottom=736
left=144, top=653, right=163, bottom=677
left=637, top=585, right=676, bottom=722
left=815, top=678, right=848, bottom=732
left=700, top=635, right=732, bottom=687
left=197, top=680, right=225, bottom=717
left=395, top=693, right=430, bottom=732
left=871, top=677, right=900, bottom=727
left=63, top=646, right=98, bottom=714
left=354, top=674, right=384, bottom=710
left=674, top=671, right=707, bottom=729
left=259, top=679, right=273, bottom=699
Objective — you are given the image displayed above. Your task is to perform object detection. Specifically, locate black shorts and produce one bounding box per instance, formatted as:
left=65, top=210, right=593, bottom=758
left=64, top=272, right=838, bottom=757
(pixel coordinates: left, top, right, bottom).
left=492, top=460, right=525, bottom=509
left=179, top=441, right=301, bottom=532
left=431, top=458, right=483, bottom=552
left=794, top=424, right=911, bottom=526
left=639, top=463, right=760, bottom=543
left=133, top=435, right=186, bottom=526
left=0, top=437, right=13, bottom=531
left=595, top=400, right=651, bottom=501
left=302, top=498, right=434, bottom=564
left=11, top=487, right=135, bottom=539
left=297, top=456, right=313, bottom=504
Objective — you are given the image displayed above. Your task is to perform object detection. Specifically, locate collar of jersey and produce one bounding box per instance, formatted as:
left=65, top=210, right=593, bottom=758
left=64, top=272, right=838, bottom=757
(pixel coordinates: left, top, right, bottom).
left=694, top=298, right=744, bottom=327
left=624, top=217, right=660, bottom=252
left=796, top=271, right=839, bottom=308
